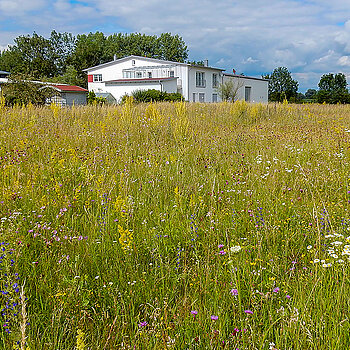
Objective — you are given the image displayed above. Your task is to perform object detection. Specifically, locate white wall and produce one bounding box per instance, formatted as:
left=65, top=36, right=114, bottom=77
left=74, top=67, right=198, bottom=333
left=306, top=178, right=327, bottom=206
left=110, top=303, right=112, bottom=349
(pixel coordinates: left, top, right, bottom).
left=103, top=82, right=162, bottom=102
left=223, top=75, right=268, bottom=103
left=188, top=67, right=222, bottom=102
left=85, top=56, right=268, bottom=103
left=161, top=79, right=177, bottom=93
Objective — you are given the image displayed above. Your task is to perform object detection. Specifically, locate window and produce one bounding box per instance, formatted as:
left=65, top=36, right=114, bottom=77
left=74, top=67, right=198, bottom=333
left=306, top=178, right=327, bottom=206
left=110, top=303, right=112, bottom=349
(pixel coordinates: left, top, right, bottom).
left=245, top=86, right=251, bottom=102
left=93, top=74, right=102, bottom=82
left=148, top=72, right=152, bottom=78
left=132, top=60, right=136, bottom=66
left=193, top=93, right=196, bottom=102
left=199, top=93, right=205, bottom=102
left=196, top=72, right=205, bottom=87
left=212, top=93, right=218, bottom=102
left=169, top=71, right=175, bottom=78
left=212, top=73, right=218, bottom=88
left=136, top=72, right=142, bottom=78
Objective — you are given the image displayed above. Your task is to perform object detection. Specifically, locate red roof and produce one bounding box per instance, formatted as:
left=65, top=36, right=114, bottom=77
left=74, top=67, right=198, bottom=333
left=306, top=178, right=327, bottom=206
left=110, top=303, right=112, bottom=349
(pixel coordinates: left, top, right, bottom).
left=52, top=85, right=88, bottom=92
left=105, top=77, right=177, bottom=84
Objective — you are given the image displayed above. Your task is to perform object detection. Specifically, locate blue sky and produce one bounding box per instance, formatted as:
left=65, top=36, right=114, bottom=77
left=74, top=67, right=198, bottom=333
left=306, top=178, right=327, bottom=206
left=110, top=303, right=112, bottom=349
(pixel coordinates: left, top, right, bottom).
left=1, top=0, right=350, bottom=92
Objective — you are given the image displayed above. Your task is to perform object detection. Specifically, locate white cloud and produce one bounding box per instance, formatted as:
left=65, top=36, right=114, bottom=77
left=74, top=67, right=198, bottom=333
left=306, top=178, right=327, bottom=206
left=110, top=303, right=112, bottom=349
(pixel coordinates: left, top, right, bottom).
left=338, top=56, right=350, bottom=67
left=0, top=0, right=45, bottom=15
left=2, top=0, right=350, bottom=91
left=243, top=57, right=259, bottom=64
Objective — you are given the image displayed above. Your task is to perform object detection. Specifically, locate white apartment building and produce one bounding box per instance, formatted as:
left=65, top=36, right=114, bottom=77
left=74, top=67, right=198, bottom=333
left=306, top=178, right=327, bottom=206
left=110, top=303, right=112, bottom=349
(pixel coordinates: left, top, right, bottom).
left=84, top=55, right=268, bottom=103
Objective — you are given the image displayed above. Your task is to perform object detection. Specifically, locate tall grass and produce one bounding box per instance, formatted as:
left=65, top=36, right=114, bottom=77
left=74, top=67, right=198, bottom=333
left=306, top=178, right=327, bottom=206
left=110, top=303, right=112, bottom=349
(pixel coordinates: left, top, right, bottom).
left=0, top=100, right=349, bottom=349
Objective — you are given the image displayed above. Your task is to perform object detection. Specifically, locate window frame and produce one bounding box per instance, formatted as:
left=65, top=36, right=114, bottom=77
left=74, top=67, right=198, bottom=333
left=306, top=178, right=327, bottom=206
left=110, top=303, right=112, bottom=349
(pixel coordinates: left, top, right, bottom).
left=93, top=74, right=102, bottom=82
left=196, top=71, right=206, bottom=87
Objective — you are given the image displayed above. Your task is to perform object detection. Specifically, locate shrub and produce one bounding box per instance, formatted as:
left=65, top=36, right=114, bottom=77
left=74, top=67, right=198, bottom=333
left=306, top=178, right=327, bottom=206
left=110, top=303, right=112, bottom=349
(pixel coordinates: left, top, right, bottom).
left=1, top=76, right=57, bottom=106
left=129, top=89, right=183, bottom=103
left=87, top=91, right=106, bottom=105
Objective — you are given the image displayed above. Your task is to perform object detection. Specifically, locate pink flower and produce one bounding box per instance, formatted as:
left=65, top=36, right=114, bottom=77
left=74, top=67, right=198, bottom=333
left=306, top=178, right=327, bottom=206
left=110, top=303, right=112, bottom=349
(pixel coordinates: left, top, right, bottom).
left=230, top=289, right=238, bottom=296
left=244, top=310, right=253, bottom=315
left=211, top=315, right=218, bottom=321
left=273, top=287, right=280, bottom=293
left=219, top=250, right=226, bottom=255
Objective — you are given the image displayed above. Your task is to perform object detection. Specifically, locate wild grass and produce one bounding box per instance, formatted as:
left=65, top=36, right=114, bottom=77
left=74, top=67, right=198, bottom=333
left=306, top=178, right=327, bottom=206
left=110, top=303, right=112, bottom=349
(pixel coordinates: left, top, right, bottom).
left=0, top=100, right=350, bottom=349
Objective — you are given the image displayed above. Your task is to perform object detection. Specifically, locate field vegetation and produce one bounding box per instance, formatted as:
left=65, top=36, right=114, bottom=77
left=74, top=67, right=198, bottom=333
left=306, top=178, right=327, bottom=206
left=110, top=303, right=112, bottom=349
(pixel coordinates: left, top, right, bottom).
left=0, top=99, right=349, bottom=349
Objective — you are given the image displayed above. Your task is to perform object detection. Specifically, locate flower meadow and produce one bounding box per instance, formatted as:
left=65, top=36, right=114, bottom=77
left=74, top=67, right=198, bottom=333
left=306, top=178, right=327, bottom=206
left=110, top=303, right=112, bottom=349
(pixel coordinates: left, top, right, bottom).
left=0, top=99, right=350, bottom=349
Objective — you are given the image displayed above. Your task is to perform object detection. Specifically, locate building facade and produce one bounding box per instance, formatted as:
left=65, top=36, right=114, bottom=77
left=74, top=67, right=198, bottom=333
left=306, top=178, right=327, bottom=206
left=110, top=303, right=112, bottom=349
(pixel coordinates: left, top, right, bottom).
left=84, top=56, right=268, bottom=103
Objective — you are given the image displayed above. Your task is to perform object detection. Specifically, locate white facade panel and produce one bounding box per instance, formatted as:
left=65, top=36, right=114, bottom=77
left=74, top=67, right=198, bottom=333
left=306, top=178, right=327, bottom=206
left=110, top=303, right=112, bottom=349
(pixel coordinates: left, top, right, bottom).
left=161, top=79, right=177, bottom=93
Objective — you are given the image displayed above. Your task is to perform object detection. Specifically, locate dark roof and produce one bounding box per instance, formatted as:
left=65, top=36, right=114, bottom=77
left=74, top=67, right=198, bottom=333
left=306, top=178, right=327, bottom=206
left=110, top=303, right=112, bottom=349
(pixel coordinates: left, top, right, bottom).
left=51, top=84, right=88, bottom=92
left=105, top=77, right=177, bottom=84
left=223, top=73, right=268, bottom=82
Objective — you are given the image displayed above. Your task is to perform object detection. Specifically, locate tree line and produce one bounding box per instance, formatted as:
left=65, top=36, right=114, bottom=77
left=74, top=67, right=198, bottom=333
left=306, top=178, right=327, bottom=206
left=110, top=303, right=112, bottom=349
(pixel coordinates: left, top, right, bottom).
left=264, top=67, right=350, bottom=104
left=0, top=31, right=188, bottom=88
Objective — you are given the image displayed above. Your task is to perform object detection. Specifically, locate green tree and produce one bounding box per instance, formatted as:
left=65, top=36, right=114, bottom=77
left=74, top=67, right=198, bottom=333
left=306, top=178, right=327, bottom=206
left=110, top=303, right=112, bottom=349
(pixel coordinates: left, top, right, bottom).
left=156, top=33, right=188, bottom=62
left=305, top=89, right=317, bottom=100
left=216, top=79, right=243, bottom=102
left=316, top=73, right=350, bottom=104
left=0, top=31, right=188, bottom=88
left=263, top=67, right=299, bottom=102
left=1, top=75, right=56, bottom=106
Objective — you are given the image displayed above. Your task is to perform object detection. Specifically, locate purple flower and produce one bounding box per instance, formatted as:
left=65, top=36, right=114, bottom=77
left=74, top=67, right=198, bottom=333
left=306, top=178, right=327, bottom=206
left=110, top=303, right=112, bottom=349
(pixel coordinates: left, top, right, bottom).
left=138, top=321, right=148, bottom=327
left=230, top=289, right=238, bottom=296
left=244, top=310, right=253, bottom=315
left=211, top=315, right=218, bottom=321
left=273, top=287, right=280, bottom=293
left=191, top=310, right=198, bottom=319
left=219, top=250, right=226, bottom=255
left=218, top=244, right=224, bottom=248
left=286, top=295, right=291, bottom=299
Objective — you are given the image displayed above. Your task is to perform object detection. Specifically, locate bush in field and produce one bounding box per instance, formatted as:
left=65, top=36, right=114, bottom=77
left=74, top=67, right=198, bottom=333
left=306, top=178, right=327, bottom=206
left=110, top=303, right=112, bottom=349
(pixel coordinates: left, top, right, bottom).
left=87, top=91, right=106, bottom=105
left=128, top=89, right=183, bottom=103
left=1, top=75, right=56, bottom=106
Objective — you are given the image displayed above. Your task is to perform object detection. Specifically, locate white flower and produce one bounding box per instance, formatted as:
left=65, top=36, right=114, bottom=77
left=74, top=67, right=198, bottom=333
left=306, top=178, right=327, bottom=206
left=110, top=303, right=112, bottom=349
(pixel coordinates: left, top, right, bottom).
left=330, top=254, right=338, bottom=259
left=307, top=245, right=313, bottom=250
left=230, top=246, right=242, bottom=253
left=322, top=263, right=332, bottom=267
left=337, top=260, right=344, bottom=263
left=313, top=259, right=320, bottom=263
left=331, top=241, right=343, bottom=245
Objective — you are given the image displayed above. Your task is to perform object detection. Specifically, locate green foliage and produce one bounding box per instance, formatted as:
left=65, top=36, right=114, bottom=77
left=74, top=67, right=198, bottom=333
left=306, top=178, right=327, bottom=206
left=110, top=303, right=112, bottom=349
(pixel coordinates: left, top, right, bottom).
left=316, top=73, right=350, bottom=104
left=305, top=89, right=317, bottom=100
left=87, top=91, right=106, bottom=105
left=187, top=60, right=204, bottom=66
left=0, top=31, right=188, bottom=89
left=0, top=31, right=75, bottom=79
left=216, top=79, right=243, bottom=102
left=130, top=89, right=183, bottom=103
left=1, top=76, right=56, bottom=106
left=263, top=67, right=299, bottom=102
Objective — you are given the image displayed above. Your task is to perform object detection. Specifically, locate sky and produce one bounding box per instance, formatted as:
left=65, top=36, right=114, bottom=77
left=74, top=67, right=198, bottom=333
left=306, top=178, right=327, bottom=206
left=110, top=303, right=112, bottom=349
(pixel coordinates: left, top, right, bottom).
left=1, top=0, right=350, bottom=92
